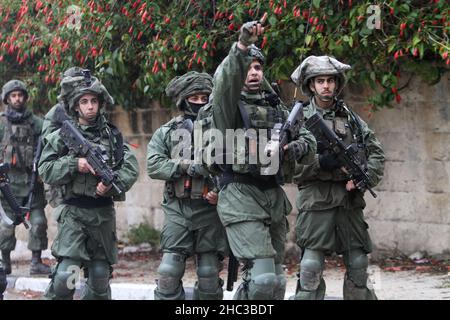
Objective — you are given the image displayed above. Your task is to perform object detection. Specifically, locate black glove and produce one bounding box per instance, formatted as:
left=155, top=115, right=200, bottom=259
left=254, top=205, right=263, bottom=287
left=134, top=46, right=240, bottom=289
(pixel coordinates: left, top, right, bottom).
left=318, top=153, right=344, bottom=171
left=285, top=141, right=306, bottom=162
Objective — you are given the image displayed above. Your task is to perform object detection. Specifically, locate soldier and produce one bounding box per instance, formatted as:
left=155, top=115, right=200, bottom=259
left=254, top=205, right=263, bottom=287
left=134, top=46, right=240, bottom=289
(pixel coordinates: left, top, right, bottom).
left=290, top=56, right=385, bottom=300
left=0, top=80, right=51, bottom=275
left=209, top=16, right=317, bottom=300
left=147, top=71, right=227, bottom=300
left=38, top=72, right=139, bottom=299
left=41, top=67, right=112, bottom=209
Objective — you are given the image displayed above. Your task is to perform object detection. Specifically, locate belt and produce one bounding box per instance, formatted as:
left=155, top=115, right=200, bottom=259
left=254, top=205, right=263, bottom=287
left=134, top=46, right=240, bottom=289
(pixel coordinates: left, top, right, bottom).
left=64, top=196, right=113, bottom=209
left=220, top=172, right=279, bottom=191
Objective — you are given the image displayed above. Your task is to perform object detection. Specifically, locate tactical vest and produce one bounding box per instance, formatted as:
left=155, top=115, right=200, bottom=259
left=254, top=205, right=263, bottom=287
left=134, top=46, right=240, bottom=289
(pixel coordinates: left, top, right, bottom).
left=0, top=113, right=37, bottom=171
left=165, top=116, right=213, bottom=200
left=64, top=121, right=125, bottom=201
left=232, top=92, right=289, bottom=175
left=317, top=101, right=368, bottom=181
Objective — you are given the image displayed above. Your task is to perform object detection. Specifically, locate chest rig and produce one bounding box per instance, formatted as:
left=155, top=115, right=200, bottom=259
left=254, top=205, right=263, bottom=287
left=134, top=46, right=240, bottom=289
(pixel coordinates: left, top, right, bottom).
left=166, top=116, right=213, bottom=200
left=318, top=100, right=368, bottom=171
left=236, top=91, right=289, bottom=175
left=0, top=114, right=36, bottom=171
left=68, top=121, right=124, bottom=200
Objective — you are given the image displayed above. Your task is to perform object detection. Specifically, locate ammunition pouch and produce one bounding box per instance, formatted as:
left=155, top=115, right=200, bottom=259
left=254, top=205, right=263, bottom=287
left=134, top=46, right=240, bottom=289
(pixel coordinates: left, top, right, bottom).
left=167, top=176, right=208, bottom=200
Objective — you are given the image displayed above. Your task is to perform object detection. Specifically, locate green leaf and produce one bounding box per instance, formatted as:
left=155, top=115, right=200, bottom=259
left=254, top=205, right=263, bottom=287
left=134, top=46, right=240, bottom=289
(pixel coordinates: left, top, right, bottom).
left=412, top=35, right=421, bottom=47
left=269, top=16, right=277, bottom=26
left=313, top=0, right=321, bottom=9
left=184, top=35, right=191, bottom=46
left=305, top=35, right=312, bottom=46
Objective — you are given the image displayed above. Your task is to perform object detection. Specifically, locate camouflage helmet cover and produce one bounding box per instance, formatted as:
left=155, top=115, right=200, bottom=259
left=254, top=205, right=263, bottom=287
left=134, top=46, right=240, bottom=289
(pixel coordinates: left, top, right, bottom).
left=291, top=56, right=351, bottom=96
left=59, top=70, right=114, bottom=111
left=165, top=71, right=213, bottom=109
left=2, top=80, right=28, bottom=104
left=248, top=44, right=265, bottom=65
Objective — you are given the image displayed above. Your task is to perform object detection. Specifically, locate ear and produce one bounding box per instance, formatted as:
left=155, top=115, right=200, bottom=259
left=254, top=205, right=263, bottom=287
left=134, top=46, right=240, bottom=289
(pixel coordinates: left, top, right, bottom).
left=309, top=80, right=316, bottom=93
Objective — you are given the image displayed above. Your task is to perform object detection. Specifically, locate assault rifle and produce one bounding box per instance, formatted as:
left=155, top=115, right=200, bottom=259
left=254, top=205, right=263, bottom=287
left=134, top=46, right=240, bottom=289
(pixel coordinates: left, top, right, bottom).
left=59, top=120, right=121, bottom=195
left=0, top=163, right=30, bottom=228
left=305, top=113, right=377, bottom=198
left=264, top=101, right=304, bottom=185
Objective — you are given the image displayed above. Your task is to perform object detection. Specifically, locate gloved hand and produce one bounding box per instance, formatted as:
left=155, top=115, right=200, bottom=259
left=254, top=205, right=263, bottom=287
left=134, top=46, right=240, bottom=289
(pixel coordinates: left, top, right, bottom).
left=318, top=153, right=344, bottom=171
left=239, top=21, right=260, bottom=46
left=187, top=163, right=210, bottom=178
left=284, top=141, right=306, bottom=162
left=238, top=13, right=267, bottom=47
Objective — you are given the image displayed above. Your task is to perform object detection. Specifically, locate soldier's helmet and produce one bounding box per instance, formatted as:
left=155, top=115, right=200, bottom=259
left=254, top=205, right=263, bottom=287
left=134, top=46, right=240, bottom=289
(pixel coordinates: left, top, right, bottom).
left=165, top=71, right=213, bottom=110
left=60, top=69, right=114, bottom=112
left=2, top=80, right=28, bottom=104
left=290, top=55, right=351, bottom=96
left=248, top=44, right=265, bottom=65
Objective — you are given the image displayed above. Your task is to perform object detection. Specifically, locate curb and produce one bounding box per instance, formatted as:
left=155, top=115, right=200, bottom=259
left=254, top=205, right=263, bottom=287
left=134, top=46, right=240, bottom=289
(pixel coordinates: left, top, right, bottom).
left=6, top=276, right=244, bottom=300
left=6, top=276, right=343, bottom=300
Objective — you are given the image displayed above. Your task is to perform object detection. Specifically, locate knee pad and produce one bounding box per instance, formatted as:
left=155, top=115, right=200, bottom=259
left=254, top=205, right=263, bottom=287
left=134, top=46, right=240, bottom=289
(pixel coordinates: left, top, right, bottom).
left=52, top=259, right=81, bottom=299
left=87, top=260, right=110, bottom=293
left=248, top=273, right=278, bottom=300
left=345, top=249, right=369, bottom=287
left=53, top=270, right=76, bottom=298
left=300, top=249, right=324, bottom=291
left=197, top=253, right=220, bottom=292
left=247, top=258, right=278, bottom=300
left=157, top=252, right=186, bottom=294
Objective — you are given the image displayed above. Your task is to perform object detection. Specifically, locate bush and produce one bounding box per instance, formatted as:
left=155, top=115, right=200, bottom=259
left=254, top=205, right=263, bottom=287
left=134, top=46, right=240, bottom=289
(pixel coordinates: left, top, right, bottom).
left=126, top=222, right=160, bottom=246
left=0, top=0, right=448, bottom=110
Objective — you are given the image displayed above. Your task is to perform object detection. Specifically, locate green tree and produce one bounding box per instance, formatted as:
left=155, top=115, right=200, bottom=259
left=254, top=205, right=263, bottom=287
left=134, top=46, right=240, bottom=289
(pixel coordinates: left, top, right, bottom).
left=0, top=0, right=448, bottom=112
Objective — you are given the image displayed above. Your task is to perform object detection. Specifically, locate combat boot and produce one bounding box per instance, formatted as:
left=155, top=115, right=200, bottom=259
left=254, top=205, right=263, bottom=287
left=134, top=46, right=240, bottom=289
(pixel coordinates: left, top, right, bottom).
left=30, top=250, right=51, bottom=275
left=1, top=250, right=11, bottom=275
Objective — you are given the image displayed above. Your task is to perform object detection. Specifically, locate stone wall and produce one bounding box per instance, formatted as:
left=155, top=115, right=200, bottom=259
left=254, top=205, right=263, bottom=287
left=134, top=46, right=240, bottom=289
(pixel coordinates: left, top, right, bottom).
left=14, top=73, right=450, bottom=257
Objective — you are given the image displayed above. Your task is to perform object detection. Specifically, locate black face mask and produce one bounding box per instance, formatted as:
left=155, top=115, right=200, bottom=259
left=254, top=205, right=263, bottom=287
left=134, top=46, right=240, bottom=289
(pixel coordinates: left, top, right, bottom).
left=187, top=101, right=206, bottom=114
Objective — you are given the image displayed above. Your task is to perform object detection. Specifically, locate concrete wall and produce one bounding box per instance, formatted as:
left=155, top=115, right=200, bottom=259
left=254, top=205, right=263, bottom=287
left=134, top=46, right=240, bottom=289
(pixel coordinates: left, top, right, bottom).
left=14, top=73, right=450, bottom=258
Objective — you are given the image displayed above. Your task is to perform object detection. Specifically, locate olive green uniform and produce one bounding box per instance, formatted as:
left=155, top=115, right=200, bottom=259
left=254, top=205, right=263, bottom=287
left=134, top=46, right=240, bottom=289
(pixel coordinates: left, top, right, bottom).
left=293, top=98, right=385, bottom=300
left=0, top=109, right=47, bottom=253
left=38, top=113, right=139, bottom=300
left=148, top=71, right=227, bottom=300
left=147, top=115, right=227, bottom=300
left=211, top=43, right=316, bottom=300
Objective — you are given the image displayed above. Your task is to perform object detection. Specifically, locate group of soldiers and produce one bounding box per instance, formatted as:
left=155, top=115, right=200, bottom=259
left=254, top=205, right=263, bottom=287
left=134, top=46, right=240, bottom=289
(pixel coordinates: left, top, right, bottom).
left=0, top=17, right=384, bottom=300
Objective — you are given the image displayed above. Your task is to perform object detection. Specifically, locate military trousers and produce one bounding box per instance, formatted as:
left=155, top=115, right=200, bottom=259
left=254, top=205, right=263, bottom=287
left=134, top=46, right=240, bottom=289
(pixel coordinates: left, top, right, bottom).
left=217, top=182, right=291, bottom=264
left=295, top=205, right=372, bottom=254
left=0, top=195, right=48, bottom=251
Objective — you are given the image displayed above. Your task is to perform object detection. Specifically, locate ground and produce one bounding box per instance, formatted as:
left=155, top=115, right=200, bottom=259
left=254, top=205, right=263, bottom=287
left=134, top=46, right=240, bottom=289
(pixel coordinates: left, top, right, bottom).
left=3, top=247, right=449, bottom=300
